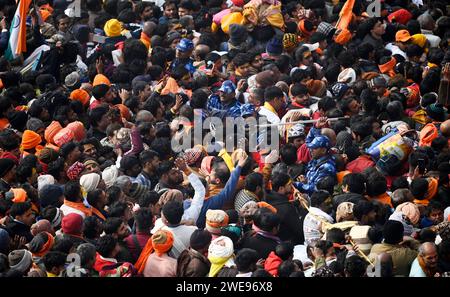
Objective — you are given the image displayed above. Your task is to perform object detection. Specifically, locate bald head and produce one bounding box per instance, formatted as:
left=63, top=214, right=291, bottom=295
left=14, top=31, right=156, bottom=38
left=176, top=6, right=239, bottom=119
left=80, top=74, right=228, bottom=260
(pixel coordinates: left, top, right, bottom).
left=136, top=110, right=154, bottom=123
left=143, top=21, right=157, bottom=36
left=440, top=119, right=450, bottom=137
left=419, top=242, right=437, bottom=256
left=321, top=128, right=337, bottom=147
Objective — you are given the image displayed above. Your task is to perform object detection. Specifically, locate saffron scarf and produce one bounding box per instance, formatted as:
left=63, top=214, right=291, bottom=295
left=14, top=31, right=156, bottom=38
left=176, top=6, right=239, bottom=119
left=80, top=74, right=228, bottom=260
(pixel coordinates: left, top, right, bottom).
left=263, top=101, right=277, bottom=114
left=63, top=199, right=92, bottom=217
left=414, top=178, right=438, bottom=206
left=379, top=57, right=397, bottom=78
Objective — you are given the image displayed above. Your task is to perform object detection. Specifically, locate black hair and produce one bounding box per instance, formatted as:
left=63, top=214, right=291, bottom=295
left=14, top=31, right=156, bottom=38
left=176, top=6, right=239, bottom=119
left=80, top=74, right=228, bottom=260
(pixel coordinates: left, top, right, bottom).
left=235, top=248, right=259, bottom=272
left=109, top=201, right=129, bottom=218
left=290, top=83, right=309, bottom=97
left=271, top=172, right=291, bottom=192
left=89, top=106, right=109, bottom=128
left=342, top=173, right=366, bottom=195
left=64, top=181, right=81, bottom=202
left=190, top=89, right=209, bottom=109
left=310, top=190, right=331, bottom=207
left=278, top=260, right=298, bottom=277
left=252, top=269, right=273, bottom=277
left=344, top=255, right=368, bottom=277
left=103, top=217, right=123, bottom=235
left=96, top=234, right=118, bottom=258
left=82, top=216, right=101, bottom=240
left=253, top=208, right=280, bottom=232
left=138, top=191, right=159, bottom=208
left=211, top=160, right=230, bottom=184
left=162, top=200, right=184, bottom=225
left=326, top=228, right=346, bottom=244
left=275, top=241, right=294, bottom=261
left=316, top=176, right=337, bottom=196
left=76, top=243, right=97, bottom=267
left=280, top=144, right=298, bottom=166
left=233, top=53, right=250, bottom=67
left=410, top=178, right=429, bottom=200
left=391, top=176, right=409, bottom=192
left=43, top=251, right=67, bottom=273
left=134, top=207, right=154, bottom=231
left=366, top=175, right=387, bottom=197
left=9, top=201, right=32, bottom=218
left=383, top=220, right=404, bottom=244
left=149, top=137, right=173, bottom=160
left=86, top=189, right=105, bottom=209
left=353, top=200, right=375, bottom=221
left=244, top=172, right=264, bottom=193
left=120, top=155, right=141, bottom=174
left=264, top=86, right=284, bottom=102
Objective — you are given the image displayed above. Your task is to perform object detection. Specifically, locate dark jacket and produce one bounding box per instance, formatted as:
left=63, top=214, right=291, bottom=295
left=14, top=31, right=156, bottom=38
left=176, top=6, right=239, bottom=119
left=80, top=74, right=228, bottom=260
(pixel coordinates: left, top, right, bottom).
left=265, top=191, right=306, bottom=245
left=332, top=193, right=364, bottom=210
left=238, top=231, right=279, bottom=260
left=5, top=220, right=34, bottom=243
left=177, top=248, right=210, bottom=277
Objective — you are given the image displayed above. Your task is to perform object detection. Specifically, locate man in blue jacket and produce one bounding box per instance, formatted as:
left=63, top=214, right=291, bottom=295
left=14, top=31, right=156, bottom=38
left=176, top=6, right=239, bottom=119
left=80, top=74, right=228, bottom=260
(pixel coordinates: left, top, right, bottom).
left=196, top=152, right=248, bottom=228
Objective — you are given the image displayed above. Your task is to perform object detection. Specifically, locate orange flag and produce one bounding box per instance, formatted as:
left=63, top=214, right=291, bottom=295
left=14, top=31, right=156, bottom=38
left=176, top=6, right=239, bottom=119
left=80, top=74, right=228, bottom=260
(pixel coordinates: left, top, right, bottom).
left=336, top=0, right=355, bottom=31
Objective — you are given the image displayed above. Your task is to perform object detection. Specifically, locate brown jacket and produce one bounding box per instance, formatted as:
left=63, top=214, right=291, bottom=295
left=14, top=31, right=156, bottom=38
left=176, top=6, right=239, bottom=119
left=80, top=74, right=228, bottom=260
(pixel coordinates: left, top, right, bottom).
left=176, top=248, right=210, bottom=277
left=369, top=243, right=418, bottom=277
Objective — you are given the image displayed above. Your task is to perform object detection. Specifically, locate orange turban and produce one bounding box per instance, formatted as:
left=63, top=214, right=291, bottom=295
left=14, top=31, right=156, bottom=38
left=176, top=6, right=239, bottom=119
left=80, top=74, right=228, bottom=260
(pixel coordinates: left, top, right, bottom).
left=32, top=232, right=55, bottom=257
left=114, top=104, right=131, bottom=121
left=134, top=230, right=174, bottom=274
left=257, top=201, right=277, bottom=213
left=70, top=89, right=90, bottom=106
left=53, top=127, right=75, bottom=147
left=93, top=74, right=111, bottom=87
left=337, top=170, right=351, bottom=184
left=66, top=121, right=86, bottom=142
left=298, top=20, right=312, bottom=38
left=11, top=188, right=27, bottom=203
left=45, top=121, right=63, bottom=144
left=334, top=28, right=352, bottom=45
left=21, top=130, right=42, bottom=150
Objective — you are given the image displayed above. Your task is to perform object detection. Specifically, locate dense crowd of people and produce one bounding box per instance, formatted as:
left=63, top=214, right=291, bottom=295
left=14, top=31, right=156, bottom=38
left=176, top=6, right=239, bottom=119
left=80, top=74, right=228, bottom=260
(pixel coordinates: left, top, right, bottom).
left=0, top=0, right=449, bottom=278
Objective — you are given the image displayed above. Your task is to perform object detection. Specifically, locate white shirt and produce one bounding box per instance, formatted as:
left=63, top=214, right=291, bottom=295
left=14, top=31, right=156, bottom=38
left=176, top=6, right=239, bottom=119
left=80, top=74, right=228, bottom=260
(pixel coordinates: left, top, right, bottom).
left=421, top=29, right=441, bottom=48
left=303, top=207, right=334, bottom=246
left=258, top=106, right=280, bottom=124
left=163, top=225, right=198, bottom=259
left=60, top=204, right=86, bottom=219
left=385, top=43, right=407, bottom=60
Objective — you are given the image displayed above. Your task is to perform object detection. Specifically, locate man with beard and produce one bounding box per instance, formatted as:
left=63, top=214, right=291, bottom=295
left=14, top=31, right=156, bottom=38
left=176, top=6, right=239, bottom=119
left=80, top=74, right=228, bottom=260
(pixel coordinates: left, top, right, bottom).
left=206, top=80, right=242, bottom=118
left=154, top=160, right=185, bottom=195
left=136, top=150, right=161, bottom=189
left=80, top=138, right=99, bottom=160
left=103, top=217, right=133, bottom=263
left=234, top=172, right=265, bottom=212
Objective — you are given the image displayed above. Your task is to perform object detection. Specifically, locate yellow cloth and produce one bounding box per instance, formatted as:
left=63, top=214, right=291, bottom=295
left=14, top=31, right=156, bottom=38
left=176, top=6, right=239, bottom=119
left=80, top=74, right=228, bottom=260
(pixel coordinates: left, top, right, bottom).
left=411, top=34, right=427, bottom=48
left=47, top=272, right=57, bottom=277
left=412, top=109, right=430, bottom=125
left=208, top=256, right=229, bottom=277
left=263, top=101, right=277, bottom=114
left=243, top=0, right=284, bottom=30
left=221, top=12, right=245, bottom=34
left=104, top=19, right=122, bottom=37
left=219, top=149, right=235, bottom=171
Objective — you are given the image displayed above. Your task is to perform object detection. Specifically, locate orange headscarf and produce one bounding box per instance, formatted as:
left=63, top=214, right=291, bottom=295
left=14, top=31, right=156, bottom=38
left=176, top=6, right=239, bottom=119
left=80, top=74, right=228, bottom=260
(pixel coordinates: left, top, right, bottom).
left=419, top=123, right=439, bottom=147
left=134, top=230, right=174, bottom=274
left=413, top=178, right=438, bottom=206
left=32, top=232, right=55, bottom=257
left=45, top=121, right=63, bottom=144
left=21, top=130, right=42, bottom=151
left=53, top=128, right=75, bottom=147
left=93, top=74, right=111, bottom=87
left=70, top=89, right=90, bottom=106
left=11, top=188, right=27, bottom=203
left=257, top=201, right=277, bottom=213
left=369, top=192, right=393, bottom=208
left=298, top=20, right=312, bottom=38
left=379, top=57, right=397, bottom=78
left=336, top=170, right=351, bottom=184
left=114, top=104, right=131, bottom=121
